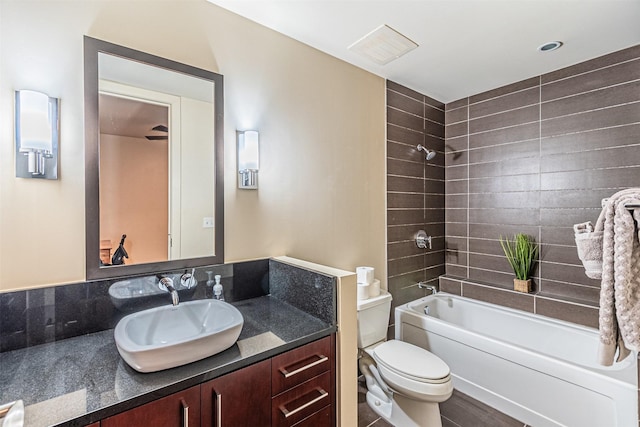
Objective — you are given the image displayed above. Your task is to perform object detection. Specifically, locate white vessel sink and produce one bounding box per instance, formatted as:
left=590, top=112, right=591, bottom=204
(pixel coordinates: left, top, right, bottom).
left=114, top=299, right=243, bottom=373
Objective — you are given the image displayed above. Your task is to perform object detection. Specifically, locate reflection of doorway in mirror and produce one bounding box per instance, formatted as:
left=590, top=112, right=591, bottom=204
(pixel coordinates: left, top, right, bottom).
left=98, top=78, right=216, bottom=267
left=99, top=93, right=170, bottom=265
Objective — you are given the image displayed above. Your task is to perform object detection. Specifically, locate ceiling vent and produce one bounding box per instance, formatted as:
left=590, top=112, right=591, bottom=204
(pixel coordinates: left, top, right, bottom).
left=348, top=24, right=418, bottom=65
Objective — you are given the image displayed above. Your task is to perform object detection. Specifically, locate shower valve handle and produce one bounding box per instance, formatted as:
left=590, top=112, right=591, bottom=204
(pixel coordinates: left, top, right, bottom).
left=415, top=230, right=432, bottom=249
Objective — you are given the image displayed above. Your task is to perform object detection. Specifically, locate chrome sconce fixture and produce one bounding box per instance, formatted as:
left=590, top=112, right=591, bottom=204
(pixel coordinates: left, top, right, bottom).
left=237, top=130, right=259, bottom=189
left=15, top=90, right=59, bottom=179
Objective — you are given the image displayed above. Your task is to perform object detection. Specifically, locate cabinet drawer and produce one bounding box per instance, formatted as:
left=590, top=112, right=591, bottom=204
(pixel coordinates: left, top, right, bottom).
left=292, top=405, right=332, bottom=427
left=272, top=336, right=331, bottom=395
left=272, top=372, right=331, bottom=427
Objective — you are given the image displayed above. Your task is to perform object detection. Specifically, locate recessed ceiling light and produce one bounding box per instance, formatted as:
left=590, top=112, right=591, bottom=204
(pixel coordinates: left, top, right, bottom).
left=348, top=24, right=418, bottom=65
left=538, top=41, right=563, bottom=52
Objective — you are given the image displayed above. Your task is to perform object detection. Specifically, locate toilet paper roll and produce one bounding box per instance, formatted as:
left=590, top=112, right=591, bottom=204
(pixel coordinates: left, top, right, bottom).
left=357, top=283, right=370, bottom=300
left=369, top=279, right=381, bottom=297
left=356, top=266, right=375, bottom=284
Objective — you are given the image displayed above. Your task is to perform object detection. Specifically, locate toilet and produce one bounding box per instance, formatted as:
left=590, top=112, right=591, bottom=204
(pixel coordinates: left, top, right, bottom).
left=358, top=291, right=453, bottom=427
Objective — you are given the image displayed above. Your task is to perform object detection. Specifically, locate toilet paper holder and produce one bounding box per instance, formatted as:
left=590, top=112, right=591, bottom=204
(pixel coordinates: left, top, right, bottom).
left=415, top=230, right=432, bottom=250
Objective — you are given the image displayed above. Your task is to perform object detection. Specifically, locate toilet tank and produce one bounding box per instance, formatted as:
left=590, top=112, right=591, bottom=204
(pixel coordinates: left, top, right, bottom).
left=357, top=291, right=392, bottom=348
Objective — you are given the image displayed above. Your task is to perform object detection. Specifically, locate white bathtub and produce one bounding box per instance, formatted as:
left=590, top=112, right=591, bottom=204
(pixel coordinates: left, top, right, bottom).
left=395, top=293, right=638, bottom=427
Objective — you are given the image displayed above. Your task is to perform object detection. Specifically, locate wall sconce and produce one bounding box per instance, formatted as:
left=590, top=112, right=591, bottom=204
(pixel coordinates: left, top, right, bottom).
left=15, top=90, right=59, bottom=179
left=237, top=130, right=259, bottom=189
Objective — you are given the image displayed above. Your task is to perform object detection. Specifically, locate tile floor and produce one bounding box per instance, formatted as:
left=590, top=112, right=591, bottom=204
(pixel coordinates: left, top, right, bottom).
left=358, top=378, right=529, bottom=427
left=357, top=380, right=392, bottom=427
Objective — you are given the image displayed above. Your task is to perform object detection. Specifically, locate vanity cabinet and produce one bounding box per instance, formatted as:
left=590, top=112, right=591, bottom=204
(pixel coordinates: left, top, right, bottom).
left=101, top=385, right=200, bottom=427
left=96, top=336, right=334, bottom=427
left=201, top=359, right=271, bottom=427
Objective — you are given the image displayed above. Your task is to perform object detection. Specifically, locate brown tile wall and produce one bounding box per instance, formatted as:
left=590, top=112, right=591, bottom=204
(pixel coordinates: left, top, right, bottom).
left=444, top=44, right=640, bottom=328
left=386, top=81, right=446, bottom=334
left=386, top=45, right=640, bottom=426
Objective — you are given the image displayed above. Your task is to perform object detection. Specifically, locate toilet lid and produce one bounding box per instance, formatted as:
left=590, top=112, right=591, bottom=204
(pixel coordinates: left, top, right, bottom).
left=372, top=340, right=450, bottom=383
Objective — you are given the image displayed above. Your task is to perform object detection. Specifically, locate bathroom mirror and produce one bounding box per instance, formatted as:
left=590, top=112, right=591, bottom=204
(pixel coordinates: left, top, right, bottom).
left=84, top=36, right=224, bottom=280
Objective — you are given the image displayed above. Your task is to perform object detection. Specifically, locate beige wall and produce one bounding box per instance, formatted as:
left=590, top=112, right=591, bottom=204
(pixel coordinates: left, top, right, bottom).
left=0, top=0, right=386, bottom=291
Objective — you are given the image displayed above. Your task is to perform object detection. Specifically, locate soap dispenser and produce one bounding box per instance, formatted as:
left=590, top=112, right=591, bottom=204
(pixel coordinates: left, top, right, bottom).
left=213, top=275, right=224, bottom=301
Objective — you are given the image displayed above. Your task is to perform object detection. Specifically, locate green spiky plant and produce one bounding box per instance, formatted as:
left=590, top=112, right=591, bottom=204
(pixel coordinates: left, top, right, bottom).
left=499, top=234, right=539, bottom=280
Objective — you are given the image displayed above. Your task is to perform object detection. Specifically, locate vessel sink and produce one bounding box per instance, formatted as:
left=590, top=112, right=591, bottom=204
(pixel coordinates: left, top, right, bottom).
left=114, top=299, right=243, bottom=373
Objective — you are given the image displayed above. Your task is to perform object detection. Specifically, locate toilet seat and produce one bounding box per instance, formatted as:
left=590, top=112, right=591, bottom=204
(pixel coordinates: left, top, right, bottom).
left=372, top=340, right=450, bottom=383
left=371, top=340, right=453, bottom=402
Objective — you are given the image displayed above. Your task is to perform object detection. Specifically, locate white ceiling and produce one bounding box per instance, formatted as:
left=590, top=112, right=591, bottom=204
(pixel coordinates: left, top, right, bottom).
left=208, top=0, right=640, bottom=103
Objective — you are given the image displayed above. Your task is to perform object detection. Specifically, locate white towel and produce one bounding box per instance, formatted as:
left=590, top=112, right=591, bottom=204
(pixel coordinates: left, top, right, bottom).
left=574, top=221, right=603, bottom=279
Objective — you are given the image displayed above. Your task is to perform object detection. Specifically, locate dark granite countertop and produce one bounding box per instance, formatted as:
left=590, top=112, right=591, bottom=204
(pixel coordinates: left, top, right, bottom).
left=0, top=295, right=335, bottom=427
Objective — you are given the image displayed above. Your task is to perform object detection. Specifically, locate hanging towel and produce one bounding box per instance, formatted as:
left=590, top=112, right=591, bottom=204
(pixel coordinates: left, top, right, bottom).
left=574, top=220, right=603, bottom=279
left=595, top=188, right=640, bottom=366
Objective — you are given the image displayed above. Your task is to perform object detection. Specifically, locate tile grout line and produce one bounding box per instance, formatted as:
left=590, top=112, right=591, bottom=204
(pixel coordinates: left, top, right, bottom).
left=365, top=418, right=381, bottom=427
left=541, top=56, right=640, bottom=87
left=466, top=80, right=640, bottom=123
left=422, top=95, right=428, bottom=285
left=537, top=74, right=542, bottom=309
left=466, top=98, right=470, bottom=279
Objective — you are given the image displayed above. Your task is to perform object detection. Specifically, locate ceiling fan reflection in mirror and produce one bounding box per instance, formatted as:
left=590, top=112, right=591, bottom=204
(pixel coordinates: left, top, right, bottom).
left=145, top=124, right=168, bottom=141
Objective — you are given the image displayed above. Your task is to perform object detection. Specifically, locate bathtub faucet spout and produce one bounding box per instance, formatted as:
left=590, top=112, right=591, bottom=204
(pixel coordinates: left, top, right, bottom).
left=418, top=282, right=438, bottom=295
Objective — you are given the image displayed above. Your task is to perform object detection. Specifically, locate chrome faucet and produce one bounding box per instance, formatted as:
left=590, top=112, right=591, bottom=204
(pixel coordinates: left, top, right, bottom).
left=157, top=275, right=179, bottom=306
left=180, top=268, right=197, bottom=289
left=418, top=281, right=438, bottom=295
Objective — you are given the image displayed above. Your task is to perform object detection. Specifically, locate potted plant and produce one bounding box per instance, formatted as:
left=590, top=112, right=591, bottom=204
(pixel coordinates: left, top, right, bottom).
left=499, top=233, right=538, bottom=293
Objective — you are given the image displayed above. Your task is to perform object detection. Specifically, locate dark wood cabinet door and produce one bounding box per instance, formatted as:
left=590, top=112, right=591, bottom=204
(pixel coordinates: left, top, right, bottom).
left=201, top=359, right=271, bottom=427
left=101, top=385, right=200, bottom=427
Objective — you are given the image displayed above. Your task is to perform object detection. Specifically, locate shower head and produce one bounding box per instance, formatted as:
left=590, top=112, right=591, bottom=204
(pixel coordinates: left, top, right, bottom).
left=417, top=144, right=436, bottom=161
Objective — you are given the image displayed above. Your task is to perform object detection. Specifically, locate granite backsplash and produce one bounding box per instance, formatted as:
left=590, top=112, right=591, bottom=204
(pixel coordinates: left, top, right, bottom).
left=0, top=258, right=335, bottom=353
left=269, top=259, right=337, bottom=325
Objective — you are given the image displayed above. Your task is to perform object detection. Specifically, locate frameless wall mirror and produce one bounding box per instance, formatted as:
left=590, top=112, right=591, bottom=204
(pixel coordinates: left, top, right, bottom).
left=84, top=36, right=224, bottom=280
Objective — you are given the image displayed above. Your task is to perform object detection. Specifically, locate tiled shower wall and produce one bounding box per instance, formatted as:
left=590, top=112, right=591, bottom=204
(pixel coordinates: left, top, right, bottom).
left=443, top=44, right=640, bottom=328
left=386, top=81, right=446, bottom=330
left=384, top=44, right=640, bottom=427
